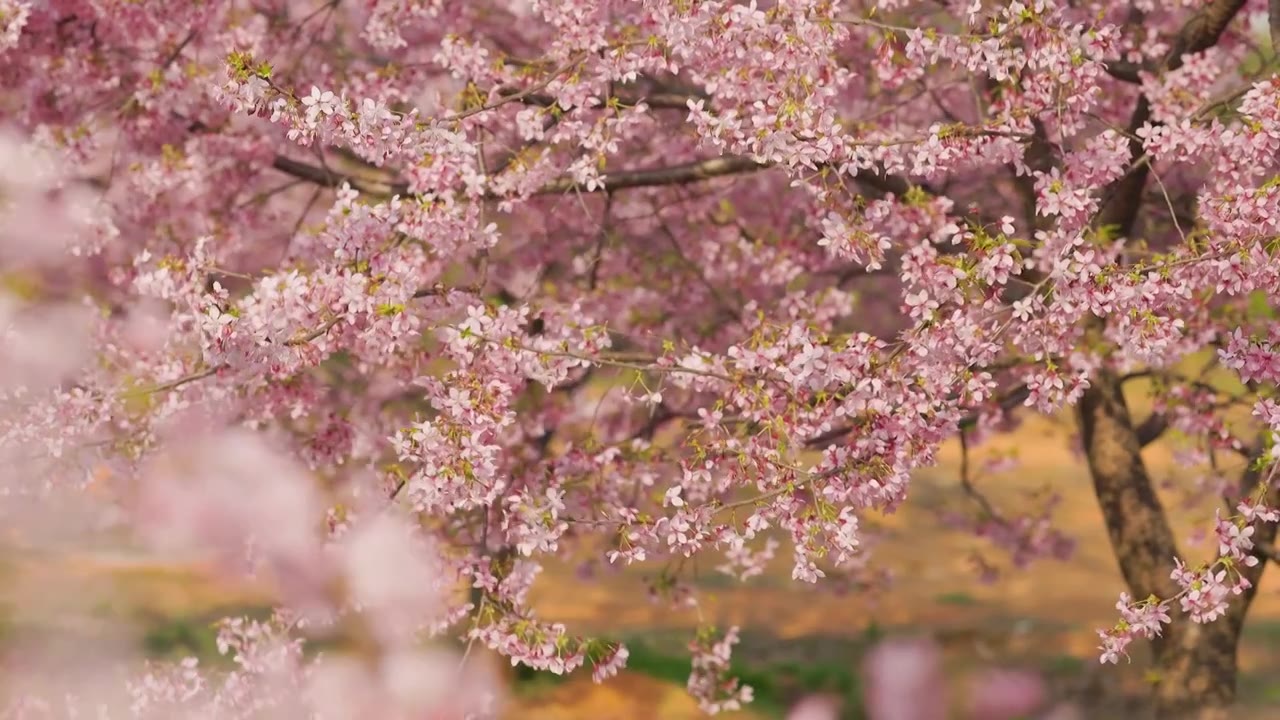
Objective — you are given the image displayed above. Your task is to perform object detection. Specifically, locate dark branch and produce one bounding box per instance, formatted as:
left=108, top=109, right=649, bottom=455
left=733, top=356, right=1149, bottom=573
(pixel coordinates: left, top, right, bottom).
left=1079, top=369, right=1183, bottom=602
left=272, top=155, right=398, bottom=196
left=1013, top=118, right=1057, bottom=232
left=1096, top=0, right=1246, bottom=236
left=1103, top=59, right=1143, bottom=84
left=807, top=384, right=1031, bottom=450
left=497, top=86, right=696, bottom=111
left=272, top=153, right=771, bottom=198
left=535, top=155, right=767, bottom=195
left=1253, top=540, right=1280, bottom=565
left=1169, top=0, right=1248, bottom=65
left=959, top=429, right=1005, bottom=522
left=274, top=148, right=976, bottom=209
left=1272, top=0, right=1280, bottom=57
left=1136, top=413, right=1169, bottom=447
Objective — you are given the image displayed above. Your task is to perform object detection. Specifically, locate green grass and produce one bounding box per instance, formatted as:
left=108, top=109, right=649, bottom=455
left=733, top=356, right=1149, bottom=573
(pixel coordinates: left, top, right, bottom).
left=138, top=604, right=274, bottom=665
left=1245, top=618, right=1280, bottom=642
left=691, top=570, right=744, bottom=590
left=509, top=629, right=884, bottom=719
left=142, top=614, right=224, bottom=661
left=935, top=591, right=980, bottom=606
left=1042, top=653, right=1085, bottom=676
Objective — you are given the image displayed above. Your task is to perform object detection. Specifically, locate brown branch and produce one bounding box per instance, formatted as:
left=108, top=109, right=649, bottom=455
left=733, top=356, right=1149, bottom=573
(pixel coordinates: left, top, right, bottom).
left=1014, top=118, right=1057, bottom=232
left=272, top=152, right=770, bottom=197
left=1112, top=435, right=1278, bottom=714
left=124, top=365, right=223, bottom=397
left=855, top=165, right=921, bottom=197
left=389, top=478, right=407, bottom=500
left=273, top=148, right=1010, bottom=256
left=959, top=429, right=1004, bottom=522
left=1096, top=0, right=1246, bottom=236
left=1253, top=540, right=1280, bottom=565
left=1168, top=0, right=1248, bottom=67
left=272, top=155, right=398, bottom=196
left=497, top=86, right=696, bottom=111
left=1078, top=369, right=1181, bottom=602
left=159, top=30, right=198, bottom=71
left=284, top=316, right=341, bottom=346
left=1143, top=440, right=1277, bottom=713
left=1136, top=412, right=1169, bottom=447
left=587, top=191, right=614, bottom=290
left=1102, top=59, right=1143, bottom=84
left=1272, top=0, right=1280, bottom=57
left=808, top=384, right=1030, bottom=450
left=447, top=56, right=586, bottom=123
left=536, top=155, right=767, bottom=195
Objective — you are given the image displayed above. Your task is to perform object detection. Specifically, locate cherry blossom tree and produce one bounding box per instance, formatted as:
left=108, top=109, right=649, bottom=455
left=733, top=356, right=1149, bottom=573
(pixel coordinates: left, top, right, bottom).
left=2, top=0, right=1280, bottom=718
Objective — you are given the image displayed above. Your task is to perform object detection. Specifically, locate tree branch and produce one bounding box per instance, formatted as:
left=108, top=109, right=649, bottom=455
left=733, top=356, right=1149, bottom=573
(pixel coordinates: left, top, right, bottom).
left=1102, top=59, right=1143, bottom=84
left=1136, top=412, right=1169, bottom=447
left=1014, top=118, right=1057, bottom=232
left=272, top=153, right=771, bottom=198
left=807, top=384, right=1031, bottom=450
left=1272, top=0, right=1280, bottom=57
left=1169, top=0, right=1248, bottom=65
left=1253, top=540, right=1280, bottom=565
left=959, top=429, right=1005, bottom=522
left=1096, top=0, right=1246, bottom=236
left=535, top=155, right=767, bottom=195
left=497, top=86, right=697, bottom=111
left=1078, top=369, right=1181, bottom=603
left=272, top=155, right=398, bottom=196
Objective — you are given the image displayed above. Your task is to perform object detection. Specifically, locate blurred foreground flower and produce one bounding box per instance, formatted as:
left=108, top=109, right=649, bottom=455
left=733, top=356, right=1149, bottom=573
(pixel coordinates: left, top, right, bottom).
left=789, top=636, right=1077, bottom=720
left=864, top=637, right=948, bottom=720
left=1, top=428, right=500, bottom=719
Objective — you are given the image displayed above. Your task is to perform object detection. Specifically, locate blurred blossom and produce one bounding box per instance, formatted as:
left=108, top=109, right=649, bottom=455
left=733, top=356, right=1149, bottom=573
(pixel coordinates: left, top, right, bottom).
left=787, top=694, right=841, bottom=720
left=136, top=429, right=329, bottom=604
left=338, top=512, right=445, bottom=644
left=1039, top=702, right=1085, bottom=720
left=859, top=637, right=1056, bottom=720
left=863, top=637, right=947, bottom=720
left=307, top=648, right=498, bottom=720
left=0, top=582, right=143, bottom=718
left=968, top=668, right=1047, bottom=720
left=0, top=127, right=106, bottom=263
left=119, top=298, right=175, bottom=354
left=0, top=127, right=63, bottom=192
left=0, top=293, right=94, bottom=394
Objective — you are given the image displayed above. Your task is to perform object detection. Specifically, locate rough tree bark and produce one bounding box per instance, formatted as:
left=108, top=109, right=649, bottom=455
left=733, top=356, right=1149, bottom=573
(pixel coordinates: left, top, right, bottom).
left=1076, top=2, right=1263, bottom=714
left=1079, top=373, right=1275, bottom=719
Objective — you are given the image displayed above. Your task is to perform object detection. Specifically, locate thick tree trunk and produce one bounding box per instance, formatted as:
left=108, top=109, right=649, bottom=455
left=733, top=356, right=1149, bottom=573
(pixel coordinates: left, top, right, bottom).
left=1148, top=619, right=1244, bottom=720
left=1149, top=493, right=1276, bottom=720
left=1078, top=371, right=1274, bottom=718
left=1071, top=2, right=1257, bottom=715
